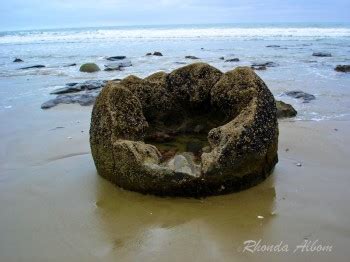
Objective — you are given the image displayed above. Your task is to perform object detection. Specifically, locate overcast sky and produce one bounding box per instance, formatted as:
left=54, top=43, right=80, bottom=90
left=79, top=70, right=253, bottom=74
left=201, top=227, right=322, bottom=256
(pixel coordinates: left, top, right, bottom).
left=1, top=0, right=350, bottom=30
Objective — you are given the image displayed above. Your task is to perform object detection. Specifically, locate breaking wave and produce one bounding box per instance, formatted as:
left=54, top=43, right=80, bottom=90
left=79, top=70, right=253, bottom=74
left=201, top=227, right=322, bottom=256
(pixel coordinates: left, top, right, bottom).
left=1, top=25, right=350, bottom=44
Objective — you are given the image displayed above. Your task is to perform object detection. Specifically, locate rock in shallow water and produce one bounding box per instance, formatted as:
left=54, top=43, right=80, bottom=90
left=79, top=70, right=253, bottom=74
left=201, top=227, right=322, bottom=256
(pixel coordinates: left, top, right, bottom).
left=251, top=66, right=267, bottom=70
left=284, top=90, right=316, bottom=103
left=104, top=60, right=132, bottom=71
left=251, top=61, right=277, bottom=71
left=13, top=58, right=23, bottom=62
left=146, top=52, right=163, bottom=56
left=63, top=63, right=77, bottom=67
left=251, top=61, right=277, bottom=67
left=42, top=80, right=108, bottom=108
left=276, top=100, right=297, bottom=118
left=312, top=52, right=332, bottom=57
left=225, top=58, right=240, bottom=62
left=79, top=63, right=100, bottom=73
left=41, top=93, right=98, bottom=109
left=50, top=80, right=107, bottom=95
left=335, top=65, right=350, bottom=73
left=185, top=56, right=200, bottom=59
left=19, top=65, right=45, bottom=70
left=106, top=56, right=126, bottom=61
left=89, top=63, right=279, bottom=197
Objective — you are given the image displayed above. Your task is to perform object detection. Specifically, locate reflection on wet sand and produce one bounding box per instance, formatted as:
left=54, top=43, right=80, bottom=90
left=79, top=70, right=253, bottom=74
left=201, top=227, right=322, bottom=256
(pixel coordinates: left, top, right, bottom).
left=95, top=174, right=276, bottom=260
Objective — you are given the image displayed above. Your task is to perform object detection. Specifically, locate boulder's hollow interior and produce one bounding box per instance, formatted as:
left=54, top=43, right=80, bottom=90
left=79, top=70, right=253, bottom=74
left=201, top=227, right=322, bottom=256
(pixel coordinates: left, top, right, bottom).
left=143, top=107, right=228, bottom=164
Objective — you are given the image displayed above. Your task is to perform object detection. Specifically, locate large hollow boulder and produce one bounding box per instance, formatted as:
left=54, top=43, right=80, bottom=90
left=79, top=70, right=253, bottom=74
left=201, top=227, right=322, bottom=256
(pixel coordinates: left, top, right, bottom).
left=90, top=63, right=278, bottom=197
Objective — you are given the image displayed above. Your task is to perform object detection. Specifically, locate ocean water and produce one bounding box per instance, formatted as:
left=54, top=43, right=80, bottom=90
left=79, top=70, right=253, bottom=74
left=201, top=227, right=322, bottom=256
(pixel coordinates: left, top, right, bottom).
left=0, top=23, right=350, bottom=121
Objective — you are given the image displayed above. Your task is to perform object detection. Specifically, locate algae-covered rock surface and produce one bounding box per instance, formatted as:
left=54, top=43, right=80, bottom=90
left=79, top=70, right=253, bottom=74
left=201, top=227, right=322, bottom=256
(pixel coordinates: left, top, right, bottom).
left=79, top=63, right=100, bottom=73
left=276, top=100, right=297, bottom=118
left=90, top=63, right=279, bottom=197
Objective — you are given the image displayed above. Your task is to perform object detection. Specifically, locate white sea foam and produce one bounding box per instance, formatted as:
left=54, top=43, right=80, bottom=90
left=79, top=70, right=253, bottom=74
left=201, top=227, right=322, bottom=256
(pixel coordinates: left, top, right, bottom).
left=1, top=26, right=350, bottom=44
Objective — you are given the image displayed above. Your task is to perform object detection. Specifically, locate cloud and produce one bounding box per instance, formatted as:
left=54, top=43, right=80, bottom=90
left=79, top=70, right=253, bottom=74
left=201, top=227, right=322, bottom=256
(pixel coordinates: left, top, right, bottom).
left=0, top=0, right=349, bottom=30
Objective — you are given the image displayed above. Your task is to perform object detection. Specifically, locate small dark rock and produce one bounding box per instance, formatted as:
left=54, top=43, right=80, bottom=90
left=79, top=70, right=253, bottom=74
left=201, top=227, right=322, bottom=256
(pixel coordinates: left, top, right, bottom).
left=276, top=100, right=297, bottom=118
left=312, top=52, right=332, bottom=57
left=225, top=58, right=240, bottom=62
left=13, top=58, right=23, bottom=63
left=50, top=80, right=107, bottom=95
left=106, top=56, right=126, bottom=61
left=251, top=61, right=277, bottom=67
left=20, top=65, right=45, bottom=70
left=335, top=65, right=350, bottom=73
left=251, top=66, right=267, bottom=71
left=185, top=56, right=200, bottom=60
left=266, top=45, right=280, bottom=48
left=41, top=93, right=98, bottom=109
left=153, top=52, right=163, bottom=56
left=219, top=57, right=225, bottom=60
left=284, top=91, right=316, bottom=103
left=49, top=126, right=65, bottom=131
left=63, top=63, right=77, bottom=67
left=80, top=80, right=107, bottom=90
left=146, top=53, right=152, bottom=56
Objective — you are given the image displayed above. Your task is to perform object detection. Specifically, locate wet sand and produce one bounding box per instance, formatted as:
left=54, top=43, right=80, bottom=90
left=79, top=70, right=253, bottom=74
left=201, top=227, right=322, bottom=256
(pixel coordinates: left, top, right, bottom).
left=0, top=104, right=350, bottom=262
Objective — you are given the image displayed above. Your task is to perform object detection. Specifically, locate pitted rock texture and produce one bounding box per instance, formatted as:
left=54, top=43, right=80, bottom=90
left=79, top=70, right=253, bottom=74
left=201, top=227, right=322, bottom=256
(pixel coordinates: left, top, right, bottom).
left=90, top=63, right=279, bottom=197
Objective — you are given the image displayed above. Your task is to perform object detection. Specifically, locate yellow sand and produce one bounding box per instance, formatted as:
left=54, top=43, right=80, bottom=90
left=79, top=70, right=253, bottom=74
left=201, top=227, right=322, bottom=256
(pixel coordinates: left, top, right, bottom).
left=0, top=105, right=349, bottom=262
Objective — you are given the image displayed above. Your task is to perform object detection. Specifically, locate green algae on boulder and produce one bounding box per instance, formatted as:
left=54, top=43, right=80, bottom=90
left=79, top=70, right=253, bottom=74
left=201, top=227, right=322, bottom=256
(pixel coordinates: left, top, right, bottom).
left=90, top=63, right=279, bottom=197
left=80, top=63, right=100, bottom=73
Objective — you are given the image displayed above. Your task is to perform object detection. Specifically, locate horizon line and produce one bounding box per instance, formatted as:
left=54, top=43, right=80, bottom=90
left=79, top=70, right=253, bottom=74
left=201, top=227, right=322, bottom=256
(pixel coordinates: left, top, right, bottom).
left=2, top=21, right=350, bottom=33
